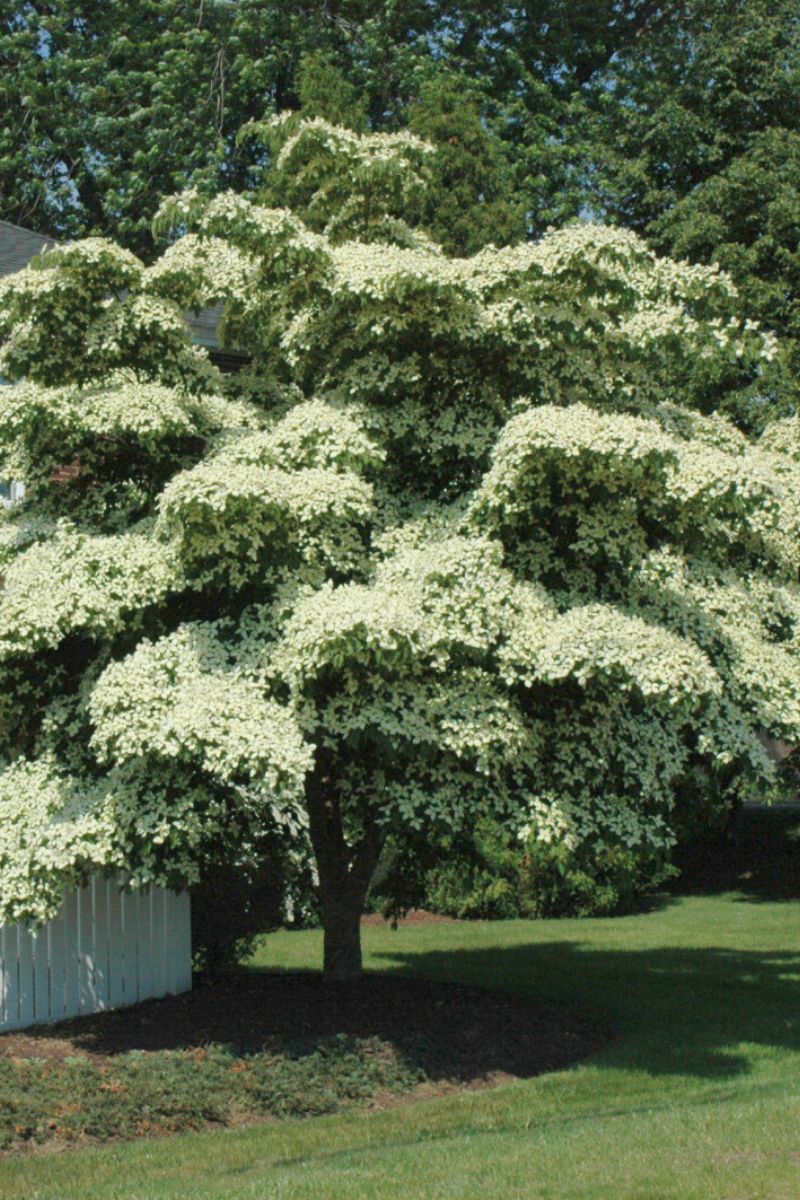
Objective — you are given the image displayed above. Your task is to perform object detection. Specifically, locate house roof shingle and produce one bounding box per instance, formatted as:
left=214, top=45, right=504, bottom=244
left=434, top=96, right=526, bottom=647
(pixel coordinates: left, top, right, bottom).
left=0, top=219, right=56, bottom=278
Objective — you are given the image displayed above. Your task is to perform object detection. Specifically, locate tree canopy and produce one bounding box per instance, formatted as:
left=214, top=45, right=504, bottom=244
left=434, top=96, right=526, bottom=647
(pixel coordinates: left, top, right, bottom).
left=584, top=0, right=800, bottom=384
left=0, top=0, right=564, bottom=257
left=5, top=1, right=799, bottom=367
left=1, top=116, right=798, bottom=978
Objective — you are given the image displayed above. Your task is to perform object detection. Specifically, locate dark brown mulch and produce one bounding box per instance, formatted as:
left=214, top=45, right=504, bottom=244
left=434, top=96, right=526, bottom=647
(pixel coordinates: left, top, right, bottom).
left=0, top=973, right=608, bottom=1089
left=360, top=908, right=459, bottom=927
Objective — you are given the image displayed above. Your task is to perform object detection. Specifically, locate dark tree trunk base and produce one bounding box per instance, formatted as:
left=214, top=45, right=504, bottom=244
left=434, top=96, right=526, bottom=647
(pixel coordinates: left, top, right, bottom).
left=306, top=751, right=383, bottom=982
left=322, top=903, right=364, bottom=982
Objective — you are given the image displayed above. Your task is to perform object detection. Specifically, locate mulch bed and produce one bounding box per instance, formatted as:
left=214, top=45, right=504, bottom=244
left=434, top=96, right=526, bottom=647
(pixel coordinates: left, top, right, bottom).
left=360, top=907, right=459, bottom=927
left=0, top=972, right=607, bottom=1087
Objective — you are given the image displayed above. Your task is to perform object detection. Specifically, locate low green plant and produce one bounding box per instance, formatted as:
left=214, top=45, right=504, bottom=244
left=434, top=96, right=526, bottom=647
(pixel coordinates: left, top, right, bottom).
left=0, top=1035, right=422, bottom=1154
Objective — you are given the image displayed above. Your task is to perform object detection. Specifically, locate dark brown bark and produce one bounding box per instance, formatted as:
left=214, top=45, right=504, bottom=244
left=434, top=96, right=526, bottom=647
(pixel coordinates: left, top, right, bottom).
left=320, top=893, right=365, bottom=980
left=306, top=750, right=383, bottom=982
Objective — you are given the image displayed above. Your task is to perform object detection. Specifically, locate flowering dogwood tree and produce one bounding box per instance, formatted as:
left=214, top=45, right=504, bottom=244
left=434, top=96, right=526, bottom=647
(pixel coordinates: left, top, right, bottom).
left=1, top=117, right=798, bottom=979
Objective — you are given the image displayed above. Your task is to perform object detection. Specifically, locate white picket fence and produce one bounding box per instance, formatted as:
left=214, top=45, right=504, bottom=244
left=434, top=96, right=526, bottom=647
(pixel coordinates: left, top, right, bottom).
left=0, top=876, right=192, bottom=1032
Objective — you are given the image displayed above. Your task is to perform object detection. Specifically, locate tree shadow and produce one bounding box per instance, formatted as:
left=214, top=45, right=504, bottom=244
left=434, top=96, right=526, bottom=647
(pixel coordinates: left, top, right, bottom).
left=375, top=937, right=800, bottom=1081
left=5, top=936, right=799, bottom=1088
left=0, top=971, right=606, bottom=1084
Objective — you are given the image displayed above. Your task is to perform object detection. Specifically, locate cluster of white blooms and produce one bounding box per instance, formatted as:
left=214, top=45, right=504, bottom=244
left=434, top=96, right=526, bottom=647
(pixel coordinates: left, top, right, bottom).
left=629, top=548, right=800, bottom=744
left=154, top=397, right=382, bottom=585
left=242, top=398, right=384, bottom=473
left=143, top=234, right=259, bottom=310
left=269, top=114, right=434, bottom=172
left=1, top=116, right=798, bottom=914
left=0, top=239, right=142, bottom=381
left=274, top=534, right=509, bottom=686
left=501, top=602, right=721, bottom=704
left=157, top=460, right=374, bottom=585
left=0, top=375, right=259, bottom=467
left=274, top=578, right=421, bottom=688
left=759, top=416, right=800, bottom=459
left=472, top=400, right=795, bottom=589
left=154, top=192, right=329, bottom=274
left=253, top=114, right=435, bottom=246
left=0, top=756, right=120, bottom=924
left=89, top=622, right=312, bottom=800
left=0, top=237, right=225, bottom=392
left=0, top=525, right=180, bottom=663
left=0, top=238, right=143, bottom=309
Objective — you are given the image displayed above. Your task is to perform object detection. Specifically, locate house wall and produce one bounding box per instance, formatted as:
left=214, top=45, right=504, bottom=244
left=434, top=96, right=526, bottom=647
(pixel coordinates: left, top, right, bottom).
left=0, top=876, right=192, bottom=1032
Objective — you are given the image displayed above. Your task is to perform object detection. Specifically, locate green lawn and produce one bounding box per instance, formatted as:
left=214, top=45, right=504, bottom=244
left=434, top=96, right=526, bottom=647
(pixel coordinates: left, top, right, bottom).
left=3, top=822, right=800, bottom=1198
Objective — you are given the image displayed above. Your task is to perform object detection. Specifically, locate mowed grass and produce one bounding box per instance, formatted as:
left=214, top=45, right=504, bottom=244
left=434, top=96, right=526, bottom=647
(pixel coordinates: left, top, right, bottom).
left=3, top=814, right=800, bottom=1199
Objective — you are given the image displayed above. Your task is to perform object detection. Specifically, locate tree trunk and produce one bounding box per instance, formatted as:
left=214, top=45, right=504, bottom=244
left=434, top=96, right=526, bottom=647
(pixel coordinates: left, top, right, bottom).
left=306, top=751, right=382, bottom=982
left=320, top=889, right=365, bottom=981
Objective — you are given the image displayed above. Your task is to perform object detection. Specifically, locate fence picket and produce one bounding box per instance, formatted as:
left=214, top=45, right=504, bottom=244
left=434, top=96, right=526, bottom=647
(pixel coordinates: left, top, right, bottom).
left=93, top=878, right=110, bottom=1012
left=120, top=887, right=139, bottom=1004
left=168, top=892, right=193, bottom=995
left=47, top=908, right=67, bottom=1022
left=150, top=888, right=168, bottom=999
left=63, top=890, right=80, bottom=1018
left=32, top=926, right=49, bottom=1022
left=135, top=888, right=153, bottom=1002
left=17, top=925, right=34, bottom=1028
left=107, top=882, right=125, bottom=1009
left=78, top=884, right=95, bottom=1015
left=1, top=927, right=19, bottom=1030
left=0, top=876, right=191, bottom=1032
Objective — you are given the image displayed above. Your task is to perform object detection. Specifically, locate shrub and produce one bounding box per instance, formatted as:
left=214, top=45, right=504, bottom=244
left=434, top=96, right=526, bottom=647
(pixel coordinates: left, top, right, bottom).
left=192, top=841, right=319, bottom=974
left=516, top=840, right=677, bottom=918
left=373, top=819, right=675, bottom=921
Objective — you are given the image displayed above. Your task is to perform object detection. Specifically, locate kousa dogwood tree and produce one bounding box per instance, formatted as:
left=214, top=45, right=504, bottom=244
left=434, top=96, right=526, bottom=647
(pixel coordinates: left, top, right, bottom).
left=1, top=116, right=799, bottom=980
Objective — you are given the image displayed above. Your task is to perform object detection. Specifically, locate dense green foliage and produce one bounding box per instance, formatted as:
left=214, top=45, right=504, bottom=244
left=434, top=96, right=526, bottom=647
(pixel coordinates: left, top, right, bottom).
left=651, top=128, right=800, bottom=378
left=587, top=1, right=800, bottom=228
left=587, top=0, right=800, bottom=381
left=1, top=114, right=797, bottom=975
left=374, top=820, right=676, bottom=921
left=0, top=1, right=564, bottom=258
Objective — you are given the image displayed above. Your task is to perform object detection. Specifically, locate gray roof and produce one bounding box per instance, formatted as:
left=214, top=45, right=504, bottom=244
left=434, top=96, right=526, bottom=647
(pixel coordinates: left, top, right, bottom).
left=0, top=220, right=228, bottom=351
left=0, top=219, right=56, bottom=277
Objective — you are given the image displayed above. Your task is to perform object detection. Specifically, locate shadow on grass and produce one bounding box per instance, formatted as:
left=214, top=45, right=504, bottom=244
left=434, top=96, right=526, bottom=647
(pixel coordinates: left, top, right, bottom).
left=375, top=938, right=800, bottom=1082
left=5, top=939, right=799, bottom=1089
left=7, top=935, right=800, bottom=1092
